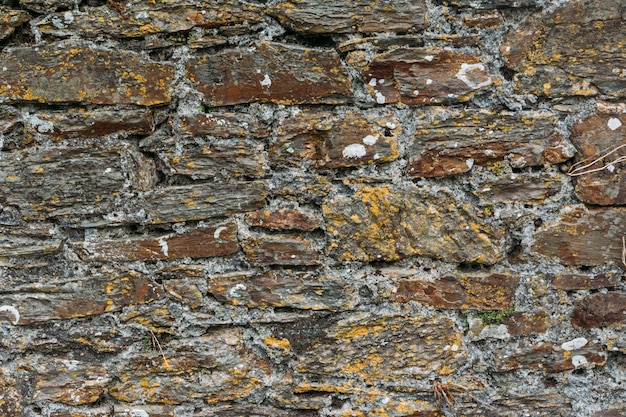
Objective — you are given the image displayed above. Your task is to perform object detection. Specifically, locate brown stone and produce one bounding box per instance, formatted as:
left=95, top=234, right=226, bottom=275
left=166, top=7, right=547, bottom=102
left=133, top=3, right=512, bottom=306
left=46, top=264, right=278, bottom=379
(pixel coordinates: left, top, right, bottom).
left=51, top=407, right=175, bottom=417
left=533, top=206, right=626, bottom=268
left=141, top=181, right=267, bottom=224
left=494, top=341, right=606, bottom=373
left=0, top=368, right=22, bottom=417
left=0, top=41, right=174, bottom=106
left=323, top=184, right=506, bottom=264
left=407, top=107, right=569, bottom=178
left=592, top=410, right=626, bottom=417
left=245, top=208, right=323, bottom=231
left=163, top=279, right=204, bottom=309
left=109, top=328, right=270, bottom=404
left=572, top=292, right=626, bottom=329
left=0, top=225, right=61, bottom=259
left=271, top=173, right=332, bottom=203
left=194, top=405, right=317, bottom=417
left=272, top=110, right=400, bottom=168
left=363, top=48, right=493, bottom=105
left=208, top=271, right=349, bottom=310
left=19, top=0, right=73, bottom=13
left=390, top=273, right=519, bottom=311
left=441, top=0, right=537, bottom=7
left=20, top=358, right=110, bottom=405
left=74, top=222, right=238, bottom=262
left=472, top=174, right=562, bottom=203
left=502, top=0, right=626, bottom=98
left=0, top=7, right=30, bottom=40
left=0, top=145, right=156, bottom=224
left=0, top=269, right=162, bottom=324
left=502, top=311, right=549, bottom=336
left=26, top=108, right=155, bottom=140
left=569, top=106, right=626, bottom=205
left=485, top=393, right=571, bottom=417
left=269, top=0, right=427, bottom=34
left=242, top=234, right=320, bottom=266
left=172, top=112, right=270, bottom=138
left=463, top=11, right=504, bottom=28
left=186, top=42, right=352, bottom=106
left=552, top=273, right=621, bottom=291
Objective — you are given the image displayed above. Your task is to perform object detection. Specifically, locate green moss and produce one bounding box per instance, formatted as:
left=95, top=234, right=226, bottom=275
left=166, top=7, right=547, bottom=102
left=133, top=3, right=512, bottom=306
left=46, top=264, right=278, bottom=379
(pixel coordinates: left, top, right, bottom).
left=475, top=308, right=515, bottom=325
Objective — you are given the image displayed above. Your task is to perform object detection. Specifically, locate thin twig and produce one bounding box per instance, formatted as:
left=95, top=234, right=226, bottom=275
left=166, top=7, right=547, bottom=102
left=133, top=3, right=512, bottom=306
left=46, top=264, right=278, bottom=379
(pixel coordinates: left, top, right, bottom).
left=567, top=144, right=626, bottom=176
left=149, top=330, right=171, bottom=370
left=622, top=236, right=625, bottom=268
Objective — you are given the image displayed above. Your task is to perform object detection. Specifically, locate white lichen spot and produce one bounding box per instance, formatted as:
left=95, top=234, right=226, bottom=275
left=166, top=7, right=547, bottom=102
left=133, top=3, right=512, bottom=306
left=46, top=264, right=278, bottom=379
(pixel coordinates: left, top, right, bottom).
left=607, top=164, right=615, bottom=173
left=455, top=63, right=492, bottom=90
left=375, top=91, right=386, bottom=104
left=128, top=410, right=150, bottom=417
left=63, top=11, right=74, bottom=24
left=451, top=344, right=459, bottom=351
left=2, top=67, right=6, bottom=71
left=505, top=46, right=511, bottom=52
left=260, top=74, right=272, bottom=87
left=362, top=134, right=378, bottom=145
left=607, top=117, right=622, bottom=131
left=465, top=158, right=474, bottom=169
left=425, top=55, right=434, bottom=61
left=103, top=167, right=112, bottom=174
left=0, top=305, right=20, bottom=325
left=561, top=337, right=588, bottom=351
left=478, top=324, right=510, bottom=340
left=286, top=147, right=295, bottom=154
left=29, top=115, right=54, bottom=133
left=158, top=236, right=169, bottom=257
left=386, top=122, right=396, bottom=129
left=213, top=226, right=227, bottom=240
left=378, top=79, right=385, bottom=84
left=368, top=78, right=377, bottom=87
left=413, top=90, right=420, bottom=96
left=342, top=143, right=367, bottom=159
left=373, top=153, right=380, bottom=160
left=572, top=355, right=588, bottom=368
left=426, top=79, right=433, bottom=85
left=229, top=283, right=247, bottom=298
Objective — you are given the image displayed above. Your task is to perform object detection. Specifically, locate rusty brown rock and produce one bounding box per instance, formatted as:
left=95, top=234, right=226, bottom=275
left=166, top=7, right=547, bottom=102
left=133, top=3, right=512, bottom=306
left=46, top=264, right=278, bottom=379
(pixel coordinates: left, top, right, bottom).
left=572, top=292, right=626, bottom=329
left=208, top=270, right=349, bottom=310
left=194, top=405, right=317, bottom=417
left=502, top=311, right=549, bottom=336
left=592, top=410, right=626, bottom=417
left=269, top=0, right=427, bottom=34
left=163, top=279, right=204, bottom=309
left=0, top=7, right=29, bottom=40
left=242, top=234, right=320, bottom=266
left=502, top=0, right=626, bottom=98
left=463, top=10, right=504, bottom=28
left=390, top=273, right=519, bottom=311
left=323, top=184, right=506, bottom=264
left=552, top=273, right=621, bottom=291
left=172, top=112, right=270, bottom=138
left=51, top=407, right=175, bottom=417
left=272, top=110, right=400, bottom=168
left=363, top=48, right=493, bottom=105
left=19, top=0, right=73, bottom=13
left=533, top=206, right=626, bottom=268
left=494, top=341, right=606, bottom=372
left=485, top=393, right=571, bottom=417
left=0, top=41, right=174, bottom=106
left=472, top=174, right=562, bottom=203
left=74, top=222, right=238, bottom=262
left=407, top=107, right=569, bottom=177
left=186, top=42, right=352, bottom=106
left=569, top=105, right=626, bottom=205
left=245, top=208, right=323, bottom=231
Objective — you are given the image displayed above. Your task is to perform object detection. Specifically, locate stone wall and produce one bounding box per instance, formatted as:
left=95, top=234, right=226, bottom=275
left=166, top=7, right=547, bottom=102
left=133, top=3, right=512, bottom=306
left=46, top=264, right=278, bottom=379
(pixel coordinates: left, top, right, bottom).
left=0, top=0, right=625, bottom=416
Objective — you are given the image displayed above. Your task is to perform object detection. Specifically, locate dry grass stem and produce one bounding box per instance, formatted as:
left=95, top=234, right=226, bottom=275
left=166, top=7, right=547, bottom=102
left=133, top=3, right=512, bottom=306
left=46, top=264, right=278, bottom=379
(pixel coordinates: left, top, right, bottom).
left=150, top=330, right=171, bottom=370
left=622, top=236, right=625, bottom=268
left=567, top=144, right=626, bottom=176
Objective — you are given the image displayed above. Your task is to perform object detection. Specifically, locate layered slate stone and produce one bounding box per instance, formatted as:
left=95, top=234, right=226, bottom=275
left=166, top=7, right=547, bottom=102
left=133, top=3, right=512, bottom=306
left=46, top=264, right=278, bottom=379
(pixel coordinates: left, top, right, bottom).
left=0, top=368, right=21, bottom=417
left=323, top=184, right=506, bottom=264
left=18, top=0, right=73, bottom=13
left=172, top=112, right=270, bottom=138
left=245, top=208, right=323, bottom=231
left=485, top=393, right=571, bottom=417
left=407, top=107, right=570, bottom=177
left=0, top=7, right=30, bottom=40
left=572, top=292, right=626, bottom=329
left=569, top=103, right=626, bottom=205
left=272, top=311, right=465, bottom=386
left=533, top=206, right=626, bottom=268
left=440, top=0, right=537, bottom=7
left=472, top=174, right=562, bottom=203
left=208, top=270, right=349, bottom=310
left=0, top=41, right=174, bottom=106
left=494, top=341, right=606, bottom=372
left=50, top=406, right=175, bottom=417
left=74, top=222, right=238, bottom=262
left=242, top=234, right=320, bottom=266
left=25, top=108, right=155, bottom=140
left=269, top=0, right=427, bottom=34
left=363, top=48, right=492, bottom=105
left=552, top=273, right=621, bottom=291
left=141, top=182, right=266, bottom=224
left=390, top=273, right=519, bottom=310
left=272, top=109, right=400, bottom=168
left=0, top=224, right=61, bottom=259
left=186, top=42, right=352, bottom=106
left=502, top=0, right=626, bottom=98
left=38, top=1, right=261, bottom=38
left=109, top=329, right=270, bottom=404
left=0, top=145, right=156, bottom=223
left=0, top=269, right=162, bottom=324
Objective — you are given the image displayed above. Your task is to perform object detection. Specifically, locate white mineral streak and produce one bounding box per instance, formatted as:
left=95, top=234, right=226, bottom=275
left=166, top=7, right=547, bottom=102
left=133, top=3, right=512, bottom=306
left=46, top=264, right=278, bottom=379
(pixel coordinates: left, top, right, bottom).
left=0, top=305, right=20, bottom=325
left=342, top=143, right=367, bottom=158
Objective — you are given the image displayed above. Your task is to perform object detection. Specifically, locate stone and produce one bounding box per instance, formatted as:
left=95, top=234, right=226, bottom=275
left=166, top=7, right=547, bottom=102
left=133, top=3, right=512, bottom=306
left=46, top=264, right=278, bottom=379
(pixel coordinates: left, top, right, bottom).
left=194, top=405, right=317, bottom=417
left=472, top=174, right=562, bottom=203
left=572, top=292, right=626, bottom=329
left=270, top=172, right=332, bottom=203
left=142, top=136, right=267, bottom=180
left=172, top=112, right=270, bottom=138
left=0, top=368, right=22, bottom=417
left=502, top=0, right=626, bottom=98
left=0, top=269, right=162, bottom=324
left=242, top=234, right=320, bottom=266
left=0, top=225, right=61, bottom=259
left=244, top=208, right=323, bottom=231
left=19, top=0, right=73, bottom=13
left=501, top=311, right=549, bottom=336
left=272, top=311, right=465, bottom=386
left=533, top=206, right=626, bottom=268
left=389, top=273, right=519, bottom=311
left=441, top=0, right=537, bottom=7
left=272, top=110, right=400, bottom=168
left=186, top=42, right=352, bottom=106
left=108, top=328, right=270, bottom=404
left=0, top=41, right=175, bottom=106
left=592, top=410, right=626, bottom=417
left=20, top=358, right=110, bottom=405
left=494, top=341, right=606, bottom=372
left=141, top=181, right=266, bottom=224
left=38, top=1, right=261, bottom=38
left=569, top=105, right=626, bottom=205
left=552, top=273, right=621, bottom=291
left=25, top=108, right=155, bottom=140
left=0, top=7, right=30, bottom=40
left=322, top=184, right=506, bottom=264
left=463, top=10, right=504, bottom=28
left=208, top=270, right=349, bottom=310
left=407, top=107, right=569, bottom=178
left=485, top=393, right=571, bottom=417
left=74, top=222, right=238, bottom=262
left=51, top=406, right=175, bottom=417
left=269, top=0, right=427, bottom=34
left=0, top=145, right=156, bottom=224
left=363, top=48, right=493, bottom=105
left=163, top=279, right=204, bottom=309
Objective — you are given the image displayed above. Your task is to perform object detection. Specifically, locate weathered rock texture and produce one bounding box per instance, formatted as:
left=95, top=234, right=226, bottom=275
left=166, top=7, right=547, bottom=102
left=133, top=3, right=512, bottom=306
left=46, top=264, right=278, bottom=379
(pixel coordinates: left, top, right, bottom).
left=0, top=1, right=625, bottom=417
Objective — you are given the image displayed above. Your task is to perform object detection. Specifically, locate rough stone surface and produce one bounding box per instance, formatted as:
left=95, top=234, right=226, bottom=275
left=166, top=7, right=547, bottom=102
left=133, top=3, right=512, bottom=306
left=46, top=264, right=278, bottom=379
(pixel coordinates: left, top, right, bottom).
left=572, top=292, right=626, bottom=329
